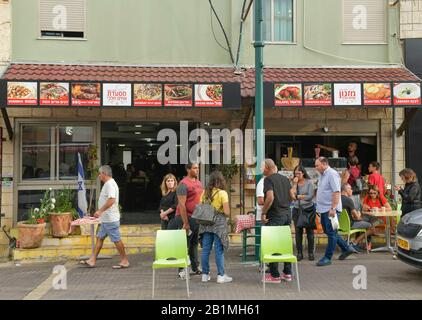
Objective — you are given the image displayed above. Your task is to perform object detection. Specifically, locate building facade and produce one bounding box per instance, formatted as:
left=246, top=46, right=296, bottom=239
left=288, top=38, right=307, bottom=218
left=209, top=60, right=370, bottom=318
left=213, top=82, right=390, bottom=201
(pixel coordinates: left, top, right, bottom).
left=0, top=1, right=420, bottom=257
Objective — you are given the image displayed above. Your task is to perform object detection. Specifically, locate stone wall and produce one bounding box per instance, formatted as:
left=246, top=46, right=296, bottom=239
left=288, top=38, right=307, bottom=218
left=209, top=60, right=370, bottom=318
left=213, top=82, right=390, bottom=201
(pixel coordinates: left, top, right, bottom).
left=400, top=0, right=422, bottom=38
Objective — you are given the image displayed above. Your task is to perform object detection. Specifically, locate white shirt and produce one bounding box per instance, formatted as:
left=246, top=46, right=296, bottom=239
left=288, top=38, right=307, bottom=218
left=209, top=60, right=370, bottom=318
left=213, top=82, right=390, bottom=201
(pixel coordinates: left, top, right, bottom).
left=98, top=178, right=120, bottom=223
left=256, top=177, right=265, bottom=220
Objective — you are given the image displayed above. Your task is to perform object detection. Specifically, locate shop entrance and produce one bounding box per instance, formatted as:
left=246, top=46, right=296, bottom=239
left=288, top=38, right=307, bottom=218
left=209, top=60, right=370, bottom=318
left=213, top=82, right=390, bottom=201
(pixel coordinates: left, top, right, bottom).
left=101, top=121, right=197, bottom=224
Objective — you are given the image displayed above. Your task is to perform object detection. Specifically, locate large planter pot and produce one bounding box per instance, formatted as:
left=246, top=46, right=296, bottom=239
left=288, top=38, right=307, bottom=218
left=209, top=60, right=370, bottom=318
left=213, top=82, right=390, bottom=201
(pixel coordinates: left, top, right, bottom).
left=17, top=222, right=46, bottom=249
left=49, top=212, right=72, bottom=238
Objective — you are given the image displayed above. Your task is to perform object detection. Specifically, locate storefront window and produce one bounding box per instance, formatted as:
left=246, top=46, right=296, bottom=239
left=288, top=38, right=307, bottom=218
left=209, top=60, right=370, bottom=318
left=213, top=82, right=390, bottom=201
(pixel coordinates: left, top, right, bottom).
left=59, top=126, right=93, bottom=180
left=17, top=190, right=47, bottom=222
left=21, top=126, right=52, bottom=181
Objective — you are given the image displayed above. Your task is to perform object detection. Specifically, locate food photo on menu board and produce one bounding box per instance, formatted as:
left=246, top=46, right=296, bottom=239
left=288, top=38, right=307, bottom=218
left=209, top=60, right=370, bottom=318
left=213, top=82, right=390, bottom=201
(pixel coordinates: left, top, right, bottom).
left=164, top=84, right=192, bottom=107
left=393, top=83, right=421, bottom=105
left=71, top=83, right=101, bottom=106
left=333, top=83, right=361, bottom=106
left=134, top=84, right=162, bottom=106
left=363, top=83, right=391, bottom=106
left=7, top=82, right=38, bottom=105
left=103, top=83, right=131, bottom=106
left=194, top=84, right=223, bottom=107
left=40, top=82, right=69, bottom=106
left=303, top=83, right=332, bottom=106
left=274, top=83, right=302, bottom=106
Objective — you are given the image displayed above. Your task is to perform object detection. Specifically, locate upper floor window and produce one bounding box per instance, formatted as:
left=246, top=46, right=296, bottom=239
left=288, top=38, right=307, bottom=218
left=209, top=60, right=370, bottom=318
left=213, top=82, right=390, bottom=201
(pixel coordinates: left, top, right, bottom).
left=343, top=0, right=387, bottom=44
left=39, top=0, right=86, bottom=39
left=259, top=0, right=295, bottom=43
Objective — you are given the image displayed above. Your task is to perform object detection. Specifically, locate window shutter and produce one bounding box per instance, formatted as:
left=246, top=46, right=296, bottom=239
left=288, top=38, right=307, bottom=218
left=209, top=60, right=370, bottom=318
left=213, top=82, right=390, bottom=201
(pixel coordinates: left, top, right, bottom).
left=39, top=0, right=85, bottom=33
left=343, top=0, right=387, bottom=43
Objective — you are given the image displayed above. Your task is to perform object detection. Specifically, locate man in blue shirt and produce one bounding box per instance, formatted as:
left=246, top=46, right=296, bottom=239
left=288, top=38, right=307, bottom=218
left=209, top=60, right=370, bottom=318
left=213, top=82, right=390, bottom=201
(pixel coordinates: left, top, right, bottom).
left=315, top=157, right=357, bottom=266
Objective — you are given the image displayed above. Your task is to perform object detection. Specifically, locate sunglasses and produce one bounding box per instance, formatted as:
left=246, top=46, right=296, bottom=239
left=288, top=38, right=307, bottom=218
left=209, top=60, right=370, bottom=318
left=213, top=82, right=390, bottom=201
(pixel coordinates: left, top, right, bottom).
left=369, top=192, right=378, bottom=195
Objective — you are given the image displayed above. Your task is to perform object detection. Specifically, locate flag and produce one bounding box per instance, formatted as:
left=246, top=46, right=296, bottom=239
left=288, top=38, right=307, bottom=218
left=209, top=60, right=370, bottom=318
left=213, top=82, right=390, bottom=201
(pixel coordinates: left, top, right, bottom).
left=77, top=152, right=88, bottom=218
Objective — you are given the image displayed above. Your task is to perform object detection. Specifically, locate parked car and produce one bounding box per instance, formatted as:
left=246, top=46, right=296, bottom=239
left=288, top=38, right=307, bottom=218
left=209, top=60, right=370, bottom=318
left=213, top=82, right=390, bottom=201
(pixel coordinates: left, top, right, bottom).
left=397, top=208, right=422, bottom=269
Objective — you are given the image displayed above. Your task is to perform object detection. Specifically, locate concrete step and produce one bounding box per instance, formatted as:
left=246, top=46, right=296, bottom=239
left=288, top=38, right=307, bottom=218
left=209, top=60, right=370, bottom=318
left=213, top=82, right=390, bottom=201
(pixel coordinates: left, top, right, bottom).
left=13, top=244, right=154, bottom=262
left=40, top=233, right=156, bottom=247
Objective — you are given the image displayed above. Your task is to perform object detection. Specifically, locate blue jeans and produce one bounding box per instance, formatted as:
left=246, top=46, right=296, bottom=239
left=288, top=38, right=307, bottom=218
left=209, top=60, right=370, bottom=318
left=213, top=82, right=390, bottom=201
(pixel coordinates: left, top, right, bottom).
left=201, top=232, right=225, bottom=276
left=320, top=211, right=350, bottom=260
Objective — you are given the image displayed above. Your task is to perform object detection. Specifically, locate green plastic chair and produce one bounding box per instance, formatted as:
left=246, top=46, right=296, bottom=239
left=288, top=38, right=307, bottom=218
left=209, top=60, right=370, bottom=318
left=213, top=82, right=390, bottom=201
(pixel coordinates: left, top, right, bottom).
left=338, top=209, right=369, bottom=254
left=260, top=226, right=300, bottom=293
left=152, top=230, right=190, bottom=298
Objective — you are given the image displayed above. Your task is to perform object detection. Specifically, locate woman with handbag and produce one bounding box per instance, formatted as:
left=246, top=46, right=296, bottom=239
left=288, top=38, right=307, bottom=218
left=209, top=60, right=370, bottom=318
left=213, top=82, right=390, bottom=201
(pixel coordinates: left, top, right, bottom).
left=290, top=165, right=316, bottom=261
left=199, top=171, right=232, bottom=284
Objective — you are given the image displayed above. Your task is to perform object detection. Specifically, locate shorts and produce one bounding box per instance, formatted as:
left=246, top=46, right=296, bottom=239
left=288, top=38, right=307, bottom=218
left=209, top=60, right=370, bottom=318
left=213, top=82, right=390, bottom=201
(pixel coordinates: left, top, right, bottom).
left=97, top=221, right=121, bottom=243
left=351, top=220, right=372, bottom=230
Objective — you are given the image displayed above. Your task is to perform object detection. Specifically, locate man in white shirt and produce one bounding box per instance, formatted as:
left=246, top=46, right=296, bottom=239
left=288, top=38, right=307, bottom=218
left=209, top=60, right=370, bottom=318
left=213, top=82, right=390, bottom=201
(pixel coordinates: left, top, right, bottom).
left=81, top=165, right=129, bottom=269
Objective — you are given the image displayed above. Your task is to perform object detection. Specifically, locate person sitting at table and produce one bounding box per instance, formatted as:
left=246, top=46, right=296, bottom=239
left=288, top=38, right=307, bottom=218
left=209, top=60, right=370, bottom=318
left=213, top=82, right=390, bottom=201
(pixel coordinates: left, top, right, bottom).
left=341, top=184, right=375, bottom=251
left=362, top=184, right=391, bottom=250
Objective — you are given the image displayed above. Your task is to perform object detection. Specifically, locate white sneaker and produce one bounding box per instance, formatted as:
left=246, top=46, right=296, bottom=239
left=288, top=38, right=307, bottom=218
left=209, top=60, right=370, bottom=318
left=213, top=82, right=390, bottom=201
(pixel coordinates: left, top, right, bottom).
left=178, top=269, right=190, bottom=280
left=201, top=274, right=211, bottom=282
left=217, top=274, right=233, bottom=284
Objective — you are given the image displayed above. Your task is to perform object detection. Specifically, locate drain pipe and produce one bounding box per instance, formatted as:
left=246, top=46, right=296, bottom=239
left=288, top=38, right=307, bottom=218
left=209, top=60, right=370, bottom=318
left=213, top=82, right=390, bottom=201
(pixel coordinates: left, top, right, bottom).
left=392, top=108, right=397, bottom=199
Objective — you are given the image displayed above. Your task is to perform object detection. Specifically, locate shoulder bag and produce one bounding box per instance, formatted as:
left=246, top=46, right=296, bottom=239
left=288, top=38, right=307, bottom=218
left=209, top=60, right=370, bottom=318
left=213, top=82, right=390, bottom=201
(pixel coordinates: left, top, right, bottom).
left=192, top=190, right=220, bottom=226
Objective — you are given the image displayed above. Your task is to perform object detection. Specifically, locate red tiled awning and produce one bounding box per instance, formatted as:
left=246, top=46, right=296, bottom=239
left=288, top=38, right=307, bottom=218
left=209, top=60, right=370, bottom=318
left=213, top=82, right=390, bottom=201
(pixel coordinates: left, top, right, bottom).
left=1, top=63, right=420, bottom=98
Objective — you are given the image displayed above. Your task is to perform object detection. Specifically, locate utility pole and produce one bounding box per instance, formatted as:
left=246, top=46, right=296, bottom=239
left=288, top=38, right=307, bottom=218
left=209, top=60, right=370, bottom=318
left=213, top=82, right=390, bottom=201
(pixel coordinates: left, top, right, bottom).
left=254, top=0, right=264, bottom=261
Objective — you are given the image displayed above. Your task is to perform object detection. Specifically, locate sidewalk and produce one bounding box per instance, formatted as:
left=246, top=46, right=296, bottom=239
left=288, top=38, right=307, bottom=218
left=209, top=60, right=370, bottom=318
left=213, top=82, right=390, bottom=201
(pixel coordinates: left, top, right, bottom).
left=1, top=246, right=421, bottom=300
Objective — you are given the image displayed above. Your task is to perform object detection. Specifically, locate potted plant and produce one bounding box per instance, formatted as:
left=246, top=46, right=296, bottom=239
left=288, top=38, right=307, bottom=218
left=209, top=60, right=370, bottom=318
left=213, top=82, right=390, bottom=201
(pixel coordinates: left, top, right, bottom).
left=49, top=187, right=77, bottom=238
left=17, top=188, right=55, bottom=249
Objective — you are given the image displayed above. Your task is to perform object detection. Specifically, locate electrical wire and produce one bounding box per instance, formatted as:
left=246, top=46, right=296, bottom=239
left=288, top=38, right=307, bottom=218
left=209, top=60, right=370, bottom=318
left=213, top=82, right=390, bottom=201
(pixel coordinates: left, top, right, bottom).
left=235, top=0, right=248, bottom=70
left=208, top=0, right=235, bottom=64
left=210, top=6, right=231, bottom=55
left=303, top=0, right=404, bottom=66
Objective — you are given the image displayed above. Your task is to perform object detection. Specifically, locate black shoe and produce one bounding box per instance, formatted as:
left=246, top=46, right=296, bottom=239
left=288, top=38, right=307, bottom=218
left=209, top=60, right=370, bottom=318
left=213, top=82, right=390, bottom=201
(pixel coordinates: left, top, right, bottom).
left=297, top=253, right=303, bottom=261
left=190, top=269, right=202, bottom=275
left=339, top=250, right=354, bottom=261
left=308, top=253, right=315, bottom=261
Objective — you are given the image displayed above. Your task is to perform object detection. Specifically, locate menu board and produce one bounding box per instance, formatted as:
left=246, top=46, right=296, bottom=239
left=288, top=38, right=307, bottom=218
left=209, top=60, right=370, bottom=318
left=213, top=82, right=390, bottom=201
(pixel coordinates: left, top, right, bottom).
left=333, top=83, right=361, bottom=106
left=303, top=83, right=332, bottom=106
left=194, top=84, right=223, bottom=107
left=164, top=84, right=192, bottom=107
left=393, top=83, right=421, bottom=106
left=7, top=82, right=38, bottom=105
left=363, top=83, right=391, bottom=106
left=40, top=82, right=69, bottom=106
left=71, top=83, right=101, bottom=106
left=103, top=83, right=131, bottom=106
left=274, top=83, right=302, bottom=106
left=134, top=84, right=162, bottom=107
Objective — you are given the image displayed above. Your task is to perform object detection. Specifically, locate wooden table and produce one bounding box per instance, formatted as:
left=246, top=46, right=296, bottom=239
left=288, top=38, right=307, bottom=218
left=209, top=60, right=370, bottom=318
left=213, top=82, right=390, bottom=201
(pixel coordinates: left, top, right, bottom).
left=362, top=210, right=401, bottom=254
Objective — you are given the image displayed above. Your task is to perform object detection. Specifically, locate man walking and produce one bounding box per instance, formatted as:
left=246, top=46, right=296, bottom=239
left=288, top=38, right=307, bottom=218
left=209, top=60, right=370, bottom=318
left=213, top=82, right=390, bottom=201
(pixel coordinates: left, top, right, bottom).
left=315, top=157, right=356, bottom=267
left=261, top=159, right=292, bottom=283
left=168, top=162, right=203, bottom=278
left=81, top=165, right=129, bottom=269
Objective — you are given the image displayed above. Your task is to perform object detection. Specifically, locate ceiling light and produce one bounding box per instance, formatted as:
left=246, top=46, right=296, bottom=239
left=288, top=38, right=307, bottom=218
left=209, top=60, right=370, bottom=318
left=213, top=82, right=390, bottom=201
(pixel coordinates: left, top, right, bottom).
left=118, top=144, right=126, bottom=147
left=134, top=132, right=141, bottom=135
left=135, top=125, right=143, bottom=128
left=146, top=138, right=152, bottom=142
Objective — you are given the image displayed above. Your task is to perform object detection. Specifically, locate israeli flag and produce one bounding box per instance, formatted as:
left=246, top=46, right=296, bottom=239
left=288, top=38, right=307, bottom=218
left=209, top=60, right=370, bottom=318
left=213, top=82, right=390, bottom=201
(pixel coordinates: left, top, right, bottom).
left=77, top=152, right=88, bottom=218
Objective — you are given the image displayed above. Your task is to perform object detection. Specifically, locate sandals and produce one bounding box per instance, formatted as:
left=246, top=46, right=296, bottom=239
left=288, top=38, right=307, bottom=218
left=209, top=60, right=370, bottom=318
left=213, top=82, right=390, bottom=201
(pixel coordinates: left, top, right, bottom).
left=112, top=263, right=130, bottom=269
left=79, top=260, right=95, bottom=268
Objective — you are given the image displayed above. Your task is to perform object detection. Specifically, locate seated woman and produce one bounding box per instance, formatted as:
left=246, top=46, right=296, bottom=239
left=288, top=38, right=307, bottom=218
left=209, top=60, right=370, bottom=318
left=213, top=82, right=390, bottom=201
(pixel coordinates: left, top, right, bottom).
left=361, top=185, right=391, bottom=249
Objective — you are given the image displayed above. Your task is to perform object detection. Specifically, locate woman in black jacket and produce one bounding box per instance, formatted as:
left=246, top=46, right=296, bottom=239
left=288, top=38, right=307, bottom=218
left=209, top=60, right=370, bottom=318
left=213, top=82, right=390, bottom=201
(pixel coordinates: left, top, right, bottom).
left=395, top=168, right=422, bottom=216
left=159, top=174, right=178, bottom=229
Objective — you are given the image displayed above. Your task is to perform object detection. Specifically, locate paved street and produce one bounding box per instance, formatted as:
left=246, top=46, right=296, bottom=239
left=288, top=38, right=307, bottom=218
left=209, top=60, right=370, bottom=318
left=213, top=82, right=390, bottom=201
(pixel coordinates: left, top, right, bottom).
left=0, top=246, right=421, bottom=300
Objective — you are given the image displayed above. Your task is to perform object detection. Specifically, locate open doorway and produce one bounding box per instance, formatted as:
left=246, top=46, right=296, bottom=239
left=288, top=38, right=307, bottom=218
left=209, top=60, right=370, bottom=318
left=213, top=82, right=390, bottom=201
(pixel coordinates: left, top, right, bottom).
left=101, top=121, right=197, bottom=224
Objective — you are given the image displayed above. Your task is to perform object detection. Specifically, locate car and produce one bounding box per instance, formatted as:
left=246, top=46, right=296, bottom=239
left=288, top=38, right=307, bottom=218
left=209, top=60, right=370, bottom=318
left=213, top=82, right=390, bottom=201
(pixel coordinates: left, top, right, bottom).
left=396, top=208, right=422, bottom=269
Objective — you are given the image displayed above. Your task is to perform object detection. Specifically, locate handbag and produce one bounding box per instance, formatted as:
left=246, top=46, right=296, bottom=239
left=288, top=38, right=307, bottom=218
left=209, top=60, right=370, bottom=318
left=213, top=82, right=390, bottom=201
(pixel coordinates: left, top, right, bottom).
left=329, top=214, right=339, bottom=230
left=296, top=204, right=316, bottom=229
left=192, top=190, right=219, bottom=225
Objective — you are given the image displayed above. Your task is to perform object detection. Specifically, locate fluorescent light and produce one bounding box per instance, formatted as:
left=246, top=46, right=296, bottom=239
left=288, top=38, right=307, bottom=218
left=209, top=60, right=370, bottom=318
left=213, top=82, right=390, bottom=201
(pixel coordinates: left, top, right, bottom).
left=134, top=132, right=141, bottom=135
left=135, top=125, right=143, bottom=128
left=118, top=144, right=126, bottom=147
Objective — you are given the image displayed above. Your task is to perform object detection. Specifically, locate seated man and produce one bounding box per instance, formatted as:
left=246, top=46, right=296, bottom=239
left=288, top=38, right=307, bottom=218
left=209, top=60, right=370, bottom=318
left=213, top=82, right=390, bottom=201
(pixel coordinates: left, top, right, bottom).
left=341, top=184, right=375, bottom=251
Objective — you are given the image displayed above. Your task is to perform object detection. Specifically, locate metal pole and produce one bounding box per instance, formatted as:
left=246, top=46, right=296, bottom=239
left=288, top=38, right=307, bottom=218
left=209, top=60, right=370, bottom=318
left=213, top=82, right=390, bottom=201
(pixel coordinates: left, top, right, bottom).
left=254, top=0, right=264, bottom=261
left=392, top=108, right=397, bottom=200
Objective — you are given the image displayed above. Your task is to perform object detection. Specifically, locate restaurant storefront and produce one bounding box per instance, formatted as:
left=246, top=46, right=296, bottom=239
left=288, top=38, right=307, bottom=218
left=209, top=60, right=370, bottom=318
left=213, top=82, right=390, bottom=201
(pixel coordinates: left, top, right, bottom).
left=1, top=64, right=421, bottom=230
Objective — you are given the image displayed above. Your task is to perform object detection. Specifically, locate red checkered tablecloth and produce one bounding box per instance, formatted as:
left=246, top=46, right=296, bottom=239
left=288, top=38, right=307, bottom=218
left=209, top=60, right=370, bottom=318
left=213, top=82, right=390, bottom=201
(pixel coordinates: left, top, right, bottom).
left=235, top=214, right=255, bottom=233
left=71, top=216, right=100, bottom=226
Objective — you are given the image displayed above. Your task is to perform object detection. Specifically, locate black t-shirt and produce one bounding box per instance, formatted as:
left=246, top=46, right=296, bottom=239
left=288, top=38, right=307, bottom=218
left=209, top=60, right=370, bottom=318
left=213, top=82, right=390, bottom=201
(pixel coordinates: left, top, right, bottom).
left=341, top=195, right=356, bottom=223
left=263, top=173, right=291, bottom=218
left=159, top=191, right=178, bottom=220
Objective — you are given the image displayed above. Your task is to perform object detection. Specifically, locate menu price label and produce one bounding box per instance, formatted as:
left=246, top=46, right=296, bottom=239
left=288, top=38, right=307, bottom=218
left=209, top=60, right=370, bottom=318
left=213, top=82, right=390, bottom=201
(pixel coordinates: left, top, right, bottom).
left=334, top=83, right=361, bottom=106
left=103, top=83, right=131, bottom=106
left=393, top=83, right=421, bottom=105
left=7, top=82, right=38, bottom=105
left=363, top=83, right=391, bottom=106
left=274, top=84, right=302, bottom=106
